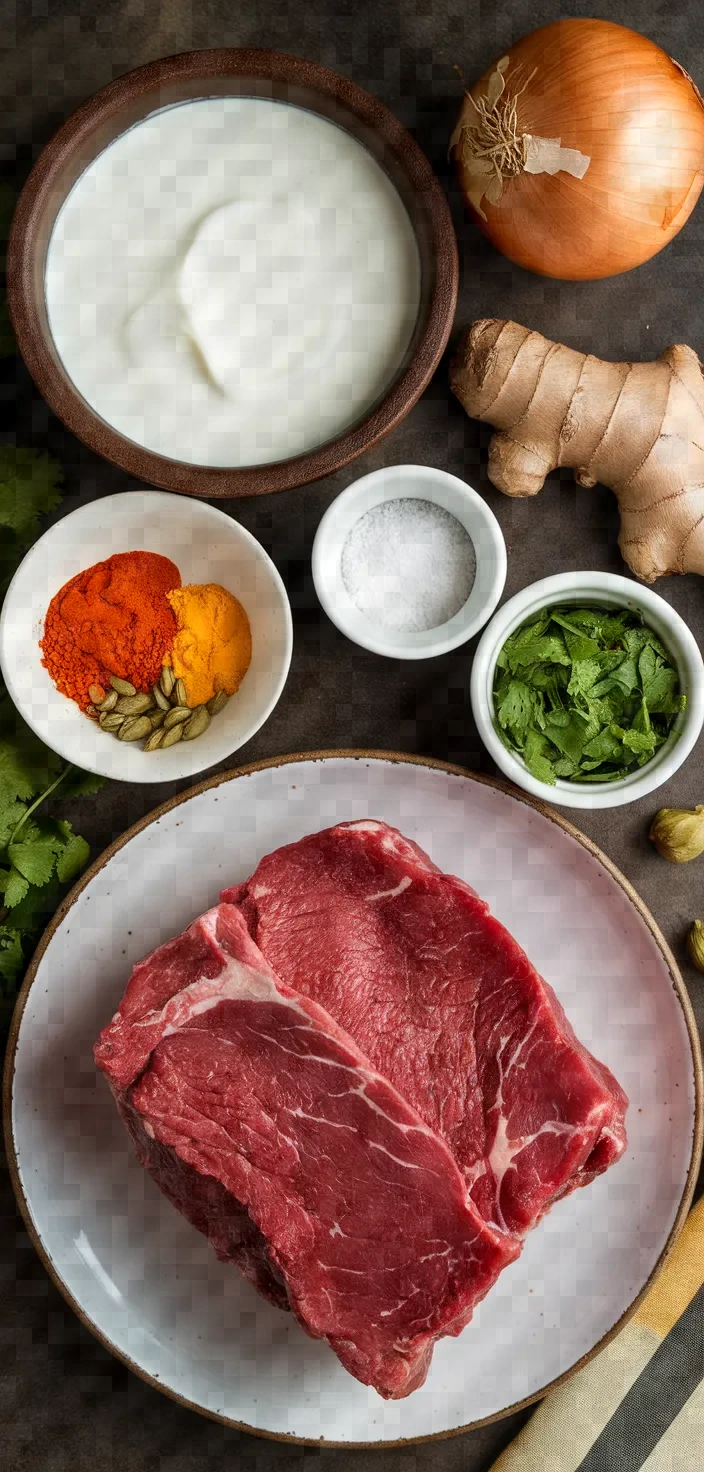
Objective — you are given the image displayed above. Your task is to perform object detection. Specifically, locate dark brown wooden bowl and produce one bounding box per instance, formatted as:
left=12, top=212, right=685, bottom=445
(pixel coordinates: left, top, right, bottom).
left=7, top=49, right=458, bottom=499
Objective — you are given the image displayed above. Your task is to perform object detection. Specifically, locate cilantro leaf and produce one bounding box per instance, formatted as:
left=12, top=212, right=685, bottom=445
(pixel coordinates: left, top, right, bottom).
left=568, top=659, right=602, bottom=697
left=609, top=654, right=640, bottom=693
left=8, top=838, right=57, bottom=887
left=0, top=740, right=44, bottom=803
left=523, top=729, right=557, bottom=785
left=620, top=727, right=658, bottom=755
left=55, top=826, right=90, bottom=884
left=544, top=710, right=589, bottom=763
left=506, top=633, right=570, bottom=673
left=5, top=873, right=64, bottom=936
left=56, top=768, right=105, bottom=799
left=600, top=613, right=631, bottom=643
left=583, top=727, right=624, bottom=763
left=0, top=720, right=63, bottom=802
left=492, top=603, right=683, bottom=789
left=641, top=666, right=681, bottom=715
left=3, top=867, right=29, bottom=908
left=525, top=751, right=556, bottom=784
left=638, top=645, right=658, bottom=688
left=0, top=798, right=28, bottom=849
left=0, top=926, right=23, bottom=988
left=0, top=447, right=64, bottom=553
left=563, top=609, right=605, bottom=633
left=496, top=680, right=542, bottom=741
left=563, top=629, right=600, bottom=663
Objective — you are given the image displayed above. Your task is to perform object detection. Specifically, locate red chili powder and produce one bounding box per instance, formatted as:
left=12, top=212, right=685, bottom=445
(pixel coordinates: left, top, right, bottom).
left=40, top=550, right=181, bottom=709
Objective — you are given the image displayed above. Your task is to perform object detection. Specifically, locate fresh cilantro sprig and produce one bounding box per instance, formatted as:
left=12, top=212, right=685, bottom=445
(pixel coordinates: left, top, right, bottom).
left=493, top=604, right=685, bottom=787
left=0, top=443, right=103, bottom=1023
left=0, top=714, right=103, bottom=1023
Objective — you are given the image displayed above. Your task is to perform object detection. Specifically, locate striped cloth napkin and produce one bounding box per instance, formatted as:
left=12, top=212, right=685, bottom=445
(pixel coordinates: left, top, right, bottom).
left=490, top=1196, right=704, bottom=1472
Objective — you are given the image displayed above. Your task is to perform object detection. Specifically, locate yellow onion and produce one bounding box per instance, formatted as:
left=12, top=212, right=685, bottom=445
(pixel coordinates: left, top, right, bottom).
left=450, top=18, right=704, bottom=280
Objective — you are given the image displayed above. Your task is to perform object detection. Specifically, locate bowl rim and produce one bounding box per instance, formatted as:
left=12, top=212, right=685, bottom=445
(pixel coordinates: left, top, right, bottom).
left=0, top=488, right=294, bottom=784
left=7, top=48, right=458, bottom=500
left=311, top=463, right=508, bottom=659
left=470, top=571, right=704, bottom=810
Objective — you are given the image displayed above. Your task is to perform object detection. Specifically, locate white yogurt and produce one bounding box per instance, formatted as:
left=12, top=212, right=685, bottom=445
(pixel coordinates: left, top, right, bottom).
left=44, top=97, right=422, bottom=467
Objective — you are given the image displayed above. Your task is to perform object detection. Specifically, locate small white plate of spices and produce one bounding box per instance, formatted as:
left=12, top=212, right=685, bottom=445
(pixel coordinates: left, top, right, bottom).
left=0, top=490, right=293, bottom=784
left=312, top=464, right=507, bottom=658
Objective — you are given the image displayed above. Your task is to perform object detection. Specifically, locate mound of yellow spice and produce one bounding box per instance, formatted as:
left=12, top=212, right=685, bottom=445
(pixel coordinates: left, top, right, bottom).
left=166, top=583, right=252, bottom=708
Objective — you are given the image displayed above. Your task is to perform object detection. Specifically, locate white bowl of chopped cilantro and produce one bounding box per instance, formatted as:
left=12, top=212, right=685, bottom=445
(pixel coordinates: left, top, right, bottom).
left=470, top=572, right=704, bottom=809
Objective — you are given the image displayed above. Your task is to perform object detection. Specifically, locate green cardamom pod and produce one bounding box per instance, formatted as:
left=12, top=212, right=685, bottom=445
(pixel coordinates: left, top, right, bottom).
left=206, top=690, right=229, bottom=716
left=115, top=693, right=154, bottom=716
left=163, top=706, right=191, bottom=730
left=182, top=706, right=211, bottom=741
left=143, top=727, right=166, bottom=752
left=649, top=806, right=704, bottom=863
left=97, top=689, right=119, bottom=713
left=161, top=724, right=184, bottom=748
left=110, top=675, right=137, bottom=697
left=687, top=920, right=704, bottom=973
left=152, top=683, right=171, bottom=711
left=118, top=715, right=153, bottom=742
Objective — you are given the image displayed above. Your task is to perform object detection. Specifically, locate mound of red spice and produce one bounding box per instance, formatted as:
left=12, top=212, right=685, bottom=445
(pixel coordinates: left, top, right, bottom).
left=41, top=550, right=181, bottom=709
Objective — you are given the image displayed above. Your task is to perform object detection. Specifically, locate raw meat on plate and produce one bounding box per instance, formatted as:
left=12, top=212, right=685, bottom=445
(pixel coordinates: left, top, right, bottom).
left=223, top=820, right=628, bottom=1237
left=95, top=902, right=519, bottom=1400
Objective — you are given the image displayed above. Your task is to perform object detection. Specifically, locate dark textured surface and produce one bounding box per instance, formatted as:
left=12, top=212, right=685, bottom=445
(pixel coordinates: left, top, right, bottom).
left=1, top=1, right=703, bottom=1468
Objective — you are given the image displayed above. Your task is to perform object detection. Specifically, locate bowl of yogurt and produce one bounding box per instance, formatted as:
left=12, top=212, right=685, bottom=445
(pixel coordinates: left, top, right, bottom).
left=8, top=50, right=458, bottom=498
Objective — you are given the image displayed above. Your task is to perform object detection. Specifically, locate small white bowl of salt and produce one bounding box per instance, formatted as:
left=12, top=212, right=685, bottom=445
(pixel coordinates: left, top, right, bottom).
left=312, top=464, right=507, bottom=659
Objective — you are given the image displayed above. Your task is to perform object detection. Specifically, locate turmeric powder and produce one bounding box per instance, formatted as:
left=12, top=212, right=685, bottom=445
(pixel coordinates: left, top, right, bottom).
left=166, top=584, right=252, bottom=707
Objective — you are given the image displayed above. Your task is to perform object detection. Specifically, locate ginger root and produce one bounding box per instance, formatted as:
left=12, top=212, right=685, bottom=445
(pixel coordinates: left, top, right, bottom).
left=450, top=319, right=704, bottom=582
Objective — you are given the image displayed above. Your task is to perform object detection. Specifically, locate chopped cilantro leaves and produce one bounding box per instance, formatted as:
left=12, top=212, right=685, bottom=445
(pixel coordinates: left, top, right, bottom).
left=493, top=604, right=684, bottom=786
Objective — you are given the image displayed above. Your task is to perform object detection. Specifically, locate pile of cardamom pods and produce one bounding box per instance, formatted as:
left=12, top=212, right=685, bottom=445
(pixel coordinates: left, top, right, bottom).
left=85, top=668, right=229, bottom=752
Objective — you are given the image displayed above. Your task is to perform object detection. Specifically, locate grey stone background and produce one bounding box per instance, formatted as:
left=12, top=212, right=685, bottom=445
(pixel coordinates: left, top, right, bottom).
left=2, top=0, right=703, bottom=1468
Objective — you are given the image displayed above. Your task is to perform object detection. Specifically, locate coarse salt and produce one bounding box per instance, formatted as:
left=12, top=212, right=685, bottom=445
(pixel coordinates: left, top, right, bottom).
left=340, top=498, right=476, bottom=633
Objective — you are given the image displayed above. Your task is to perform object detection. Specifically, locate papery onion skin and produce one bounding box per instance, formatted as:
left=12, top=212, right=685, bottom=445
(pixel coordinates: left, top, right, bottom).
left=452, top=18, right=704, bottom=280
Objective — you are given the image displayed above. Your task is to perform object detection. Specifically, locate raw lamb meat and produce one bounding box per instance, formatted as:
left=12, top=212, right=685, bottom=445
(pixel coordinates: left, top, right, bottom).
left=223, top=820, right=628, bottom=1237
left=95, top=902, right=519, bottom=1399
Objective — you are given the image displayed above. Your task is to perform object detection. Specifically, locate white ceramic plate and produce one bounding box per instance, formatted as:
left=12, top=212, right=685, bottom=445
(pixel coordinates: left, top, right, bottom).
left=0, top=490, right=293, bottom=783
left=4, top=755, right=701, bottom=1446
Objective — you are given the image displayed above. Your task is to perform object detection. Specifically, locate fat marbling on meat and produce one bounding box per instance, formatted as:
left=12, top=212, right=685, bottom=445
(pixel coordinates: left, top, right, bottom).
left=95, top=901, right=519, bottom=1399
left=223, top=820, right=628, bottom=1237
